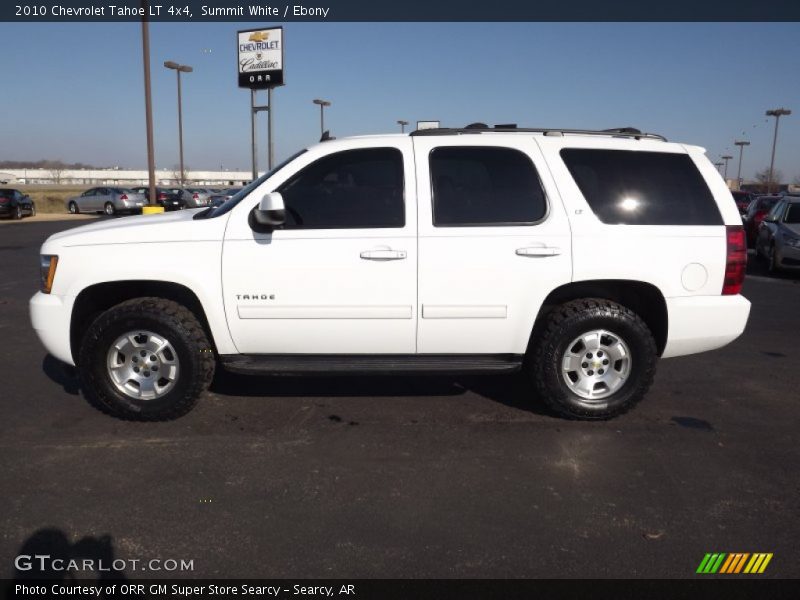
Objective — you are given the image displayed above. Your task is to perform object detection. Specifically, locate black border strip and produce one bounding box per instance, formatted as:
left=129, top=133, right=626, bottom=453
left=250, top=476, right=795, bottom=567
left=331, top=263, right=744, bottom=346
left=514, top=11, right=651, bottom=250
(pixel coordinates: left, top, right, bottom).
left=3, top=0, right=800, bottom=22
left=5, top=579, right=800, bottom=600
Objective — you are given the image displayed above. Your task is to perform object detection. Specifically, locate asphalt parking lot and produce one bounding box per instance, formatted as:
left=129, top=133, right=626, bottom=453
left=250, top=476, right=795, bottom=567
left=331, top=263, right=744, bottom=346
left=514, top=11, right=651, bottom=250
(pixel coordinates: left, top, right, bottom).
left=1, top=218, right=798, bottom=579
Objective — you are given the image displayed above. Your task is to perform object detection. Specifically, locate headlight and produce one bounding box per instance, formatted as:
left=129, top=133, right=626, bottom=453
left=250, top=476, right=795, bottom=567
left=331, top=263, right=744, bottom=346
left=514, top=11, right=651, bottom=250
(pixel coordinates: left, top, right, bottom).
left=782, top=234, right=800, bottom=249
left=40, top=255, right=58, bottom=293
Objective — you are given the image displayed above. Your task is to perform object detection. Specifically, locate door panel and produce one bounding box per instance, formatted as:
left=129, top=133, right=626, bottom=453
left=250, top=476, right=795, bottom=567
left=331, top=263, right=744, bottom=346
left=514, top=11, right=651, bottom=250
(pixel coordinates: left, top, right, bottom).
left=91, top=188, right=106, bottom=211
left=413, top=136, right=573, bottom=354
left=222, top=139, right=418, bottom=355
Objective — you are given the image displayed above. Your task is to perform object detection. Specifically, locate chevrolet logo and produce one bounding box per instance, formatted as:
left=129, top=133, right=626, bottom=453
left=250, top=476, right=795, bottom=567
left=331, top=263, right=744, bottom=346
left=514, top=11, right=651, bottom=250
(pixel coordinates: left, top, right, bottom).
left=248, top=31, right=269, bottom=42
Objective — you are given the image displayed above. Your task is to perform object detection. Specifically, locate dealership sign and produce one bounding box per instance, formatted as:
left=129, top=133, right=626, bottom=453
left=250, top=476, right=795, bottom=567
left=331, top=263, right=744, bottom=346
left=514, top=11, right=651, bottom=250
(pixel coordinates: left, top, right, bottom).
left=237, top=27, right=284, bottom=88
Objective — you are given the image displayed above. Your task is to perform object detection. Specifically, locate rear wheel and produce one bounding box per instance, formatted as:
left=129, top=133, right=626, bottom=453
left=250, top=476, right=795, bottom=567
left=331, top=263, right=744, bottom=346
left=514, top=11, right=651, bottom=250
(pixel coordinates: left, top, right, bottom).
left=528, top=298, right=657, bottom=420
left=78, top=298, right=215, bottom=420
left=104, top=202, right=116, bottom=216
left=68, top=201, right=79, bottom=214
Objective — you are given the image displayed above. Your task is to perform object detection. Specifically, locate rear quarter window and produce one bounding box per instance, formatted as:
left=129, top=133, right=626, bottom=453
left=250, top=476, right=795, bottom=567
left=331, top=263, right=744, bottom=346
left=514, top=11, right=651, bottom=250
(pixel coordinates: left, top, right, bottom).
left=560, top=149, right=723, bottom=226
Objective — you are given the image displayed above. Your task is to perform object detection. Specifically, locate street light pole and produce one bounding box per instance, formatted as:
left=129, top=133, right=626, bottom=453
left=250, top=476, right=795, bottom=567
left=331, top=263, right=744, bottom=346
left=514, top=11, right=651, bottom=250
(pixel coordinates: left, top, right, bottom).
left=397, top=120, right=409, bottom=133
left=164, top=61, right=193, bottom=187
left=734, top=140, right=750, bottom=188
left=140, top=0, right=156, bottom=206
left=721, top=155, right=733, bottom=180
left=312, top=98, right=331, bottom=137
left=766, top=108, right=791, bottom=193
left=713, top=162, right=724, bottom=174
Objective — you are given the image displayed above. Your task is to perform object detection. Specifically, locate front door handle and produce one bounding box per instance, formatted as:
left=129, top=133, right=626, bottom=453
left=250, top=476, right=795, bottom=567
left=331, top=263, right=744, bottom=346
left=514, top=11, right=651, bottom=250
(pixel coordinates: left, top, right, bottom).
left=360, top=249, right=407, bottom=261
left=516, top=246, right=561, bottom=257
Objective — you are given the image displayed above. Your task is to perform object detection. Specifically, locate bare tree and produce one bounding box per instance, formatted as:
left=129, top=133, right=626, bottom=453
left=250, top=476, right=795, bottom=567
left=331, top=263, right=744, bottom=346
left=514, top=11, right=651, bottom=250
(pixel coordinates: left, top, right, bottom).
left=49, top=166, right=66, bottom=185
left=754, top=167, right=783, bottom=194
left=171, top=164, right=189, bottom=186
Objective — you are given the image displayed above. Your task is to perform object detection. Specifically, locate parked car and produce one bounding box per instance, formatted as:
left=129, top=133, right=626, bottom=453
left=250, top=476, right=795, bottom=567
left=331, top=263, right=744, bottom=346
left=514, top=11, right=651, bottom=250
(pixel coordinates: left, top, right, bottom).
left=743, top=195, right=782, bottom=246
left=67, top=187, right=145, bottom=216
left=186, top=188, right=213, bottom=208
left=208, top=188, right=242, bottom=208
left=0, top=188, right=36, bottom=219
left=31, top=125, right=750, bottom=421
left=731, top=190, right=753, bottom=215
left=130, top=187, right=187, bottom=211
left=755, top=197, right=800, bottom=273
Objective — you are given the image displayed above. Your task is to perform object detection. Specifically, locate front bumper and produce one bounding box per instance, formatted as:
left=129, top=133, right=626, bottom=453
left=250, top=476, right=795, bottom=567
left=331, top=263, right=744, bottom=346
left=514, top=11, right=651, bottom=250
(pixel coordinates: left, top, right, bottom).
left=30, top=292, right=76, bottom=366
left=776, top=243, right=800, bottom=269
left=662, top=294, right=751, bottom=358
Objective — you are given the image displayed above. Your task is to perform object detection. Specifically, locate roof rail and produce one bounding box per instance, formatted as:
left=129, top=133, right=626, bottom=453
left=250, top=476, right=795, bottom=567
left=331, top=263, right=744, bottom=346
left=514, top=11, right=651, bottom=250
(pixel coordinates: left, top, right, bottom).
left=410, top=127, right=667, bottom=141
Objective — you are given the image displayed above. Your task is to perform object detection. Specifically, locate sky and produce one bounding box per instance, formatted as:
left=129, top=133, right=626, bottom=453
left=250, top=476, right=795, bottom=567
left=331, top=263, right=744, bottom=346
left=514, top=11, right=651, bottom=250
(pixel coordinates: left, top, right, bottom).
left=1, top=22, right=799, bottom=181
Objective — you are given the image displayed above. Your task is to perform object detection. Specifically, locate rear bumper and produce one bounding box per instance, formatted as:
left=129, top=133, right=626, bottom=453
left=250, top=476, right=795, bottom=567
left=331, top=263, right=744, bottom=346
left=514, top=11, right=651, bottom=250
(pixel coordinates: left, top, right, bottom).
left=662, top=294, right=751, bottom=358
left=30, top=292, right=75, bottom=366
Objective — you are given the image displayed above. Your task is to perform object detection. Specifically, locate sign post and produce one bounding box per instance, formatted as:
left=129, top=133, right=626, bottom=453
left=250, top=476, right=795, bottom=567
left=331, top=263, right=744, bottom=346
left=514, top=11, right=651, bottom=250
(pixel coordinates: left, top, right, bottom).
left=238, top=26, right=284, bottom=175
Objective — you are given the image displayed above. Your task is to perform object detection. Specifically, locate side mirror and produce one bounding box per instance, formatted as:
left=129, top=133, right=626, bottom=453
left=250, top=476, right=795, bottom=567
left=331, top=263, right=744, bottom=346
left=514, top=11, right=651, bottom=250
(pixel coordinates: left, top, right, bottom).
left=252, top=192, right=286, bottom=228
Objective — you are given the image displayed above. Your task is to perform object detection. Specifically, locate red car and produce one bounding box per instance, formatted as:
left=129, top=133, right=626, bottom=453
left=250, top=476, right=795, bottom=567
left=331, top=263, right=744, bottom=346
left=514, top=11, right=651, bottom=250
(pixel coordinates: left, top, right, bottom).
left=743, top=195, right=781, bottom=246
left=731, top=190, right=754, bottom=215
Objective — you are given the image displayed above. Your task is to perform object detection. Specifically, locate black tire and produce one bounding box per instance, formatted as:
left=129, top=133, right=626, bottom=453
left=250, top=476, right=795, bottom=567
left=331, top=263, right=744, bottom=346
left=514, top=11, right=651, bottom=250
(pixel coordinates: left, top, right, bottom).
left=13, top=205, right=22, bottom=220
left=30, top=203, right=36, bottom=217
left=767, top=244, right=781, bottom=274
left=78, top=297, right=215, bottom=421
left=68, top=201, right=79, bottom=214
left=104, top=202, right=116, bottom=216
left=528, top=298, right=658, bottom=420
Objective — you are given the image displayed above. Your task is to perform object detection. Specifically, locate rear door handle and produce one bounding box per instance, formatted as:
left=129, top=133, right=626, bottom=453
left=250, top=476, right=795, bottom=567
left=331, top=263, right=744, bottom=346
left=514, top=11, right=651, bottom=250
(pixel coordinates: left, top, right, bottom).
left=516, top=246, right=561, bottom=257
left=360, top=249, right=407, bottom=261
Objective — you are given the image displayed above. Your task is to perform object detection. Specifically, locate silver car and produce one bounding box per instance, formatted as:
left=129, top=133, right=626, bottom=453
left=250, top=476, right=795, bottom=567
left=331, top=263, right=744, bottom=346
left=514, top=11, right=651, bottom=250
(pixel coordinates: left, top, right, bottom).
left=185, top=187, right=213, bottom=208
left=67, top=187, right=146, bottom=216
left=756, top=198, right=800, bottom=273
left=208, top=187, right=243, bottom=208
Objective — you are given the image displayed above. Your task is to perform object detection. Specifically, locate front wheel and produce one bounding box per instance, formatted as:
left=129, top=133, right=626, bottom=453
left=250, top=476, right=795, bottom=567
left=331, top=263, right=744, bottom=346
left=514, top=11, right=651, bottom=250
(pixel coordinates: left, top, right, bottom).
left=528, top=298, right=657, bottom=420
left=767, top=245, right=781, bottom=274
left=29, top=203, right=36, bottom=217
left=13, top=206, right=22, bottom=220
left=78, top=298, right=215, bottom=420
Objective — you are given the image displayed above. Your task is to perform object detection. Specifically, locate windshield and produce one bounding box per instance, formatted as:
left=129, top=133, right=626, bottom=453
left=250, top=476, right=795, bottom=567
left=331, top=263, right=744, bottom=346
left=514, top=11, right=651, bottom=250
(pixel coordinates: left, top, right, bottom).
left=199, top=149, right=307, bottom=219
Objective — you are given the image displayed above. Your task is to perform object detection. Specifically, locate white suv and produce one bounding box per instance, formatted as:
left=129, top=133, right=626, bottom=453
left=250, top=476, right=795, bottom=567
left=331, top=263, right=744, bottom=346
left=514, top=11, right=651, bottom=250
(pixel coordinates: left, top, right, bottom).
left=30, top=126, right=751, bottom=421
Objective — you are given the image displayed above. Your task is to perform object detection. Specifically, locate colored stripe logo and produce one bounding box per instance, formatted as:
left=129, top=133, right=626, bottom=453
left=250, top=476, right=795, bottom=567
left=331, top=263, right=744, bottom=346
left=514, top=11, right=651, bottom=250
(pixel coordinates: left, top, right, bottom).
left=696, top=553, right=773, bottom=574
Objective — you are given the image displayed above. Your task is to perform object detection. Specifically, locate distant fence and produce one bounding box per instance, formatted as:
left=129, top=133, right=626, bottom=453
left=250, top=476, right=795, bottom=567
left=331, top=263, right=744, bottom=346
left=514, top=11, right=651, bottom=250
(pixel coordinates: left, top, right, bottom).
left=0, top=168, right=256, bottom=187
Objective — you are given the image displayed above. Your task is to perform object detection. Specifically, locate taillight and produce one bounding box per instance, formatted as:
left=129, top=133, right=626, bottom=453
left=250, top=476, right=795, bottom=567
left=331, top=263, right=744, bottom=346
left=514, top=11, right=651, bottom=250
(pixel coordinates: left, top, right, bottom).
left=722, top=225, right=747, bottom=295
left=120, top=194, right=128, bottom=201
left=193, top=193, right=199, bottom=199
left=158, top=192, right=167, bottom=200
left=0, top=197, right=9, bottom=204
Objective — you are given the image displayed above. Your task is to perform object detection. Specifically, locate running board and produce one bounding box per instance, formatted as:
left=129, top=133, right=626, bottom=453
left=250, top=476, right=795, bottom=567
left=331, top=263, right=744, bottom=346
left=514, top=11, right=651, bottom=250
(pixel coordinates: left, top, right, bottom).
left=219, top=354, right=523, bottom=376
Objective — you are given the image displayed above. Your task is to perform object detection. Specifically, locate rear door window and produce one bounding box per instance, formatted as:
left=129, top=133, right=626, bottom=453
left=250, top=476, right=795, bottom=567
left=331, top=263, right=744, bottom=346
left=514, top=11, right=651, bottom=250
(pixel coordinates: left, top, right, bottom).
left=430, top=146, right=547, bottom=226
left=560, top=149, right=723, bottom=225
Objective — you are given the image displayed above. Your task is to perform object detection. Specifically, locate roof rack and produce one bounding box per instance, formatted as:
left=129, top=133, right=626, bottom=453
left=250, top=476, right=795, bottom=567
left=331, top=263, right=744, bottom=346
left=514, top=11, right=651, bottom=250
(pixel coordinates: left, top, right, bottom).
left=410, top=126, right=667, bottom=142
